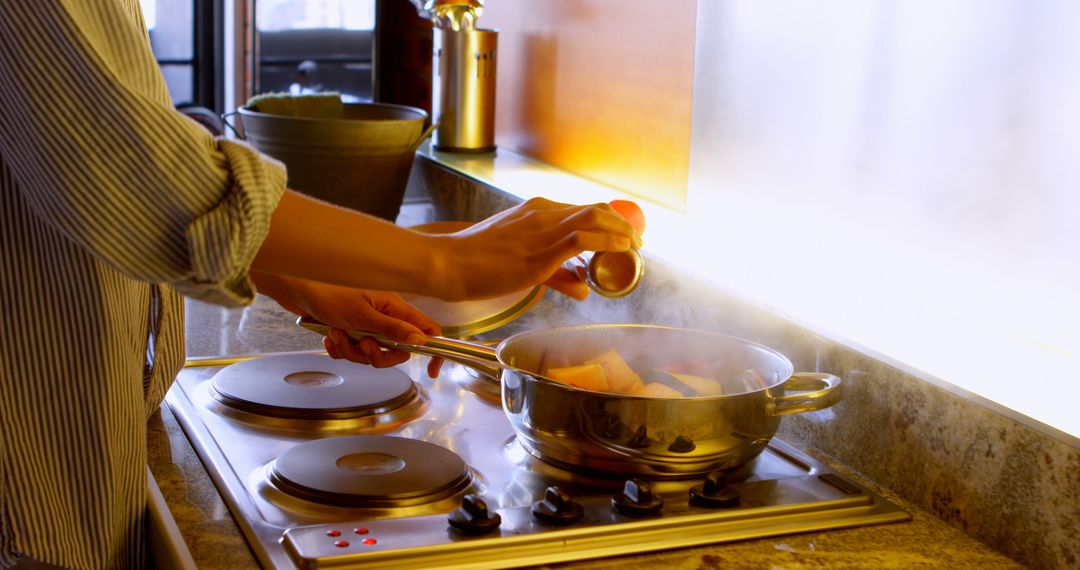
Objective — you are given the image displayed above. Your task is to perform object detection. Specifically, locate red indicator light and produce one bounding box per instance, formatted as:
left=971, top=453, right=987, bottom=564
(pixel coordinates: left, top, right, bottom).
left=326, top=530, right=341, bottom=537
left=362, top=538, right=377, bottom=546
left=353, top=527, right=369, bottom=535
left=333, top=540, right=349, bottom=548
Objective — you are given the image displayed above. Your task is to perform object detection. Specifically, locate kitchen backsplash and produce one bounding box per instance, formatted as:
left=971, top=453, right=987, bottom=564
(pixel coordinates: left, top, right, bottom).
left=479, top=0, right=697, bottom=210
left=408, top=156, right=1079, bottom=570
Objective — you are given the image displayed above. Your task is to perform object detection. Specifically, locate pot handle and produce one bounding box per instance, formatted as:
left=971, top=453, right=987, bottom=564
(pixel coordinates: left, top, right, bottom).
left=296, top=316, right=503, bottom=379
left=767, top=373, right=843, bottom=416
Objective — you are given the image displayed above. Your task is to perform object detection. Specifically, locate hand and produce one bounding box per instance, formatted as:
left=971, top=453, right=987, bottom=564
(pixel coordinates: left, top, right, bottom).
left=433, top=198, right=644, bottom=301
left=252, top=273, right=444, bottom=376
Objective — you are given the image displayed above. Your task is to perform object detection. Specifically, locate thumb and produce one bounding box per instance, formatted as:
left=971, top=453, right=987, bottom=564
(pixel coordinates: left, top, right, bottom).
left=355, top=308, right=428, bottom=345
left=544, top=267, right=590, bottom=301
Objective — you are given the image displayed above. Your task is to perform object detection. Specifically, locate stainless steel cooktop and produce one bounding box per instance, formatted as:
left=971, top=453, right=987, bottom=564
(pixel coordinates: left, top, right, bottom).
left=166, top=351, right=910, bottom=569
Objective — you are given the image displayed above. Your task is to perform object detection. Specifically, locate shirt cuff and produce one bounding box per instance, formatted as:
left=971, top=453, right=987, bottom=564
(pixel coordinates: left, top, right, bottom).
left=174, top=139, right=287, bottom=307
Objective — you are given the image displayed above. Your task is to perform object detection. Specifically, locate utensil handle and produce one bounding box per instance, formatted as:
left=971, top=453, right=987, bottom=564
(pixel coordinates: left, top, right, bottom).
left=295, top=316, right=502, bottom=378
left=767, top=373, right=843, bottom=416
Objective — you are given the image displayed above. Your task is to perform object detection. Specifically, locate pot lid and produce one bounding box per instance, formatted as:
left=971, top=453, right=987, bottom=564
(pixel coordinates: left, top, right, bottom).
left=402, top=221, right=544, bottom=338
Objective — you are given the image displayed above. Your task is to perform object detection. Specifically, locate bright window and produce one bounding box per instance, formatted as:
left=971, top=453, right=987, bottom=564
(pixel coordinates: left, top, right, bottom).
left=254, top=0, right=377, bottom=101
left=256, top=0, right=375, bottom=31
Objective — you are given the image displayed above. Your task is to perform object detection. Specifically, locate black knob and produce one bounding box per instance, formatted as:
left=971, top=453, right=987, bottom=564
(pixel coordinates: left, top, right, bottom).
left=689, top=471, right=741, bottom=508
left=531, top=486, right=585, bottom=525
left=601, top=413, right=625, bottom=439
left=448, top=495, right=502, bottom=534
left=627, top=425, right=652, bottom=449
left=667, top=435, right=696, bottom=453
left=611, top=479, right=664, bottom=516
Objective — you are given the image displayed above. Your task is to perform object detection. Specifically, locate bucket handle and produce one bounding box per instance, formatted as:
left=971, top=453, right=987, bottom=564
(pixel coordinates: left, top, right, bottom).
left=220, top=111, right=244, bottom=140
left=407, top=122, right=438, bottom=154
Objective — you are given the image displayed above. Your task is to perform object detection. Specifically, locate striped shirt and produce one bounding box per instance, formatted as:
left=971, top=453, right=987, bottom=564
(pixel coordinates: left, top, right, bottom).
left=0, top=2, right=286, bottom=568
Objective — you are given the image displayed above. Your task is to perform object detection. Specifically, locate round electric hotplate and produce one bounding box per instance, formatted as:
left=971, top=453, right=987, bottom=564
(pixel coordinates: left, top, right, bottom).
left=211, top=354, right=418, bottom=420
left=269, top=435, right=472, bottom=507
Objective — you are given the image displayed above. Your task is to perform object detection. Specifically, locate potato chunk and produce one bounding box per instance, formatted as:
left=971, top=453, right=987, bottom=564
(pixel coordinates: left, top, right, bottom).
left=586, top=350, right=645, bottom=394
left=634, top=382, right=685, bottom=398
left=546, top=363, right=609, bottom=392
left=669, top=373, right=724, bottom=396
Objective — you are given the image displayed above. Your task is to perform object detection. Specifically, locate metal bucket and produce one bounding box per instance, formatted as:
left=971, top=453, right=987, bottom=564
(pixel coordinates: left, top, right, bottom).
left=237, top=103, right=428, bottom=221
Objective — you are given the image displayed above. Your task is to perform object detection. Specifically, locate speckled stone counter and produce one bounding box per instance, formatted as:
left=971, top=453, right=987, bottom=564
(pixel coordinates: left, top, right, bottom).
left=148, top=405, right=260, bottom=569
left=145, top=156, right=1075, bottom=569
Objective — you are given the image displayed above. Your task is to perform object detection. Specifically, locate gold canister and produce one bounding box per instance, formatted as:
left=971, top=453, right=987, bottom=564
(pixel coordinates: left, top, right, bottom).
left=566, top=248, right=645, bottom=298
left=434, top=28, right=498, bottom=153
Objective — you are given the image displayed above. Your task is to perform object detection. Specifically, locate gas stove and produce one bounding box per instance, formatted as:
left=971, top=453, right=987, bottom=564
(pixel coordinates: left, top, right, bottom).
left=166, top=351, right=910, bottom=569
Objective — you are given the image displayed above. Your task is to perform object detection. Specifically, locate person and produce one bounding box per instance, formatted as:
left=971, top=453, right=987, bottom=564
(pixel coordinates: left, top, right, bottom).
left=0, top=2, right=641, bottom=569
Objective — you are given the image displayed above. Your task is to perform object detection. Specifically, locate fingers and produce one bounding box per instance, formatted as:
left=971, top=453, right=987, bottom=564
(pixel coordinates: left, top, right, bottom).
left=361, top=337, right=411, bottom=367
left=353, top=304, right=430, bottom=345
left=543, top=203, right=643, bottom=249
left=609, top=199, right=646, bottom=235
left=323, top=334, right=343, bottom=360
left=543, top=230, right=634, bottom=264
left=378, top=295, right=442, bottom=337
left=326, top=328, right=439, bottom=374
left=324, top=329, right=365, bottom=363
left=427, top=356, right=445, bottom=379
left=500, top=199, right=640, bottom=248
left=543, top=266, right=590, bottom=300
left=323, top=329, right=410, bottom=367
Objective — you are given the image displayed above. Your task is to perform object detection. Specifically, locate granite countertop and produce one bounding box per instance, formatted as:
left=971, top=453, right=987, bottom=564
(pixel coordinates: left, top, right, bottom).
left=145, top=294, right=1024, bottom=569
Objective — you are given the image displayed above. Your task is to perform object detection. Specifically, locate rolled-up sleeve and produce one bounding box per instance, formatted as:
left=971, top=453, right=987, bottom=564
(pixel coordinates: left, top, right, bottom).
left=182, top=140, right=287, bottom=305
left=0, top=1, right=286, bottom=307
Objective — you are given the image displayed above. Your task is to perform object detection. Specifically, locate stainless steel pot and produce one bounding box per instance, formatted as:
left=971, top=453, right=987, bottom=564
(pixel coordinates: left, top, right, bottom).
left=298, top=319, right=842, bottom=479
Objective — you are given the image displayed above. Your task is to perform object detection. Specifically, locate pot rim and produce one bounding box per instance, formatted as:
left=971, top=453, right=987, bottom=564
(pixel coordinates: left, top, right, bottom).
left=495, top=323, right=796, bottom=400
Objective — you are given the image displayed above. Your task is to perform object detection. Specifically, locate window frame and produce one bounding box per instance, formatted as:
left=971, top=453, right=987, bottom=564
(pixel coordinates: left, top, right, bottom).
left=150, top=0, right=224, bottom=112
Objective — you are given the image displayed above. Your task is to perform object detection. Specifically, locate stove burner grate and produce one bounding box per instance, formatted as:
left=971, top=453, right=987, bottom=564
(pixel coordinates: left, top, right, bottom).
left=268, top=435, right=472, bottom=508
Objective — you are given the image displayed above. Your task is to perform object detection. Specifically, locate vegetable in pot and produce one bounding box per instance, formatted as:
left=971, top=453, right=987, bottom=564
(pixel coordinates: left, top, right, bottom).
left=543, top=349, right=730, bottom=398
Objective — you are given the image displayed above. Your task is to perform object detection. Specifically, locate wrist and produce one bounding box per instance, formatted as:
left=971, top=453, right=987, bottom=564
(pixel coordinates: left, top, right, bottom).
left=250, top=271, right=309, bottom=315
left=424, top=234, right=464, bottom=301
left=250, top=271, right=283, bottom=298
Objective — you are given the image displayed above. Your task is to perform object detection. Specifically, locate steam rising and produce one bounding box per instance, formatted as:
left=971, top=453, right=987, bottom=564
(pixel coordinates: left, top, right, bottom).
left=503, top=325, right=788, bottom=398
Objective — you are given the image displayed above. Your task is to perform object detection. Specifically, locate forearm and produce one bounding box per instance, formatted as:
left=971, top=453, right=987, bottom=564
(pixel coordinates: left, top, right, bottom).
left=254, top=194, right=642, bottom=305
left=252, top=190, right=449, bottom=297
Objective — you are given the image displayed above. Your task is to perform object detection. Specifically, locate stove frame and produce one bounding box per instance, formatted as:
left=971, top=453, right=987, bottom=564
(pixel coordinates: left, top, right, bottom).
left=166, top=352, right=910, bottom=569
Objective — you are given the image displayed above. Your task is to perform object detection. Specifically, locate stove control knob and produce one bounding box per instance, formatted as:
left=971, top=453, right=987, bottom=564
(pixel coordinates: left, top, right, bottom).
left=601, top=413, right=626, bottom=439
left=667, top=435, right=696, bottom=453
left=611, top=479, right=664, bottom=516
left=531, top=486, right=585, bottom=525
left=626, top=425, right=652, bottom=449
left=448, top=495, right=502, bottom=534
left=690, top=471, right=741, bottom=508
